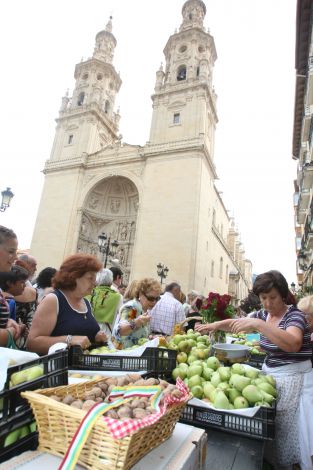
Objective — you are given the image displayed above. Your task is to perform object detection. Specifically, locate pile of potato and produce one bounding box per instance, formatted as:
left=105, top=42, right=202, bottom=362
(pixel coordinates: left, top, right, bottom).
left=49, top=374, right=184, bottom=419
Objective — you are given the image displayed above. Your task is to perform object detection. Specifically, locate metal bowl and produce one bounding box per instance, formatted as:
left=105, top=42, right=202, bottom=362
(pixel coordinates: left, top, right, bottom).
left=212, top=343, right=250, bottom=364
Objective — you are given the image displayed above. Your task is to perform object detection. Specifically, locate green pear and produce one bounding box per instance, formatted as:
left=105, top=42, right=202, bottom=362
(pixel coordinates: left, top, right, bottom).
left=187, top=354, right=198, bottom=365
left=188, top=374, right=202, bottom=388
left=29, top=421, right=37, bottom=433
left=234, top=396, right=249, bottom=409
left=259, top=390, right=275, bottom=405
left=184, top=378, right=189, bottom=386
left=4, top=429, right=21, bottom=447
left=206, top=356, right=220, bottom=371
left=257, top=382, right=277, bottom=398
left=195, top=348, right=210, bottom=360
left=242, top=385, right=263, bottom=405
left=187, top=329, right=195, bottom=335
left=196, top=343, right=208, bottom=350
left=231, top=363, right=246, bottom=375
left=178, top=340, right=192, bottom=353
left=254, top=377, right=267, bottom=385
left=10, top=369, right=29, bottom=386
left=26, top=365, right=44, bottom=381
left=244, top=368, right=259, bottom=379
left=172, top=367, right=187, bottom=380
left=217, top=382, right=229, bottom=395
left=187, top=364, right=203, bottom=378
left=218, top=366, right=231, bottom=382
left=178, top=363, right=189, bottom=373
left=202, top=367, right=214, bottom=381
left=228, top=403, right=235, bottom=410
left=177, top=352, right=188, bottom=363
left=191, top=385, right=203, bottom=399
left=228, top=387, right=241, bottom=404
left=173, top=334, right=185, bottom=345
left=187, top=339, right=197, bottom=348
left=168, top=342, right=178, bottom=350
left=229, top=374, right=251, bottom=392
left=213, top=390, right=230, bottom=410
left=264, top=375, right=276, bottom=387
left=203, top=382, right=216, bottom=400
left=19, top=425, right=30, bottom=439
left=211, top=371, right=222, bottom=387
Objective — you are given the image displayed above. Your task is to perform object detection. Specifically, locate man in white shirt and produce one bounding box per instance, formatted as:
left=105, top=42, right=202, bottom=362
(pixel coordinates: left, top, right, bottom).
left=150, top=282, right=186, bottom=336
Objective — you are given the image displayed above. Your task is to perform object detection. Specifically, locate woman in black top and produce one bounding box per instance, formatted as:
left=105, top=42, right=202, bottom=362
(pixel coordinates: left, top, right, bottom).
left=27, top=253, right=107, bottom=355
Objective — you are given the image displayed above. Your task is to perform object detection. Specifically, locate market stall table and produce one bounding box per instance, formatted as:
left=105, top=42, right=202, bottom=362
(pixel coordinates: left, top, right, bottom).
left=0, top=423, right=207, bottom=470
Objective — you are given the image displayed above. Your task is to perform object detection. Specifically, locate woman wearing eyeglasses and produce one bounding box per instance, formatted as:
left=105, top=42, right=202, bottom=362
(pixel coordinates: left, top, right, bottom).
left=112, top=278, right=161, bottom=349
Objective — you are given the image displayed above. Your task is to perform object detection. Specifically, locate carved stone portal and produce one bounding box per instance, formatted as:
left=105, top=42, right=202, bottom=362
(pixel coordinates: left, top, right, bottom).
left=77, top=176, right=139, bottom=283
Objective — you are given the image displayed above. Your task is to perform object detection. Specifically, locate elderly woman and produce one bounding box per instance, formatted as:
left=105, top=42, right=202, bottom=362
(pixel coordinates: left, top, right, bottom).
left=112, top=278, right=162, bottom=349
left=86, top=268, right=122, bottom=335
left=0, top=225, right=23, bottom=346
left=27, top=254, right=107, bottom=355
left=196, top=270, right=313, bottom=469
left=298, top=295, right=313, bottom=342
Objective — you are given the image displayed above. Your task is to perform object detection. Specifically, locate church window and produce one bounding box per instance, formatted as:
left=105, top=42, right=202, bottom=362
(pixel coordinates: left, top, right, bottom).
left=177, top=65, right=186, bottom=81
left=196, top=66, right=200, bottom=77
left=189, top=13, right=192, bottom=20
left=173, top=113, right=180, bottom=124
left=179, top=45, right=187, bottom=53
left=68, top=134, right=73, bottom=145
left=104, top=100, right=110, bottom=113
left=77, top=92, right=85, bottom=106
left=225, top=265, right=229, bottom=283
left=97, top=73, right=103, bottom=80
left=210, top=260, right=214, bottom=277
left=198, top=45, right=205, bottom=53
left=219, top=257, right=223, bottom=278
left=82, top=73, right=89, bottom=80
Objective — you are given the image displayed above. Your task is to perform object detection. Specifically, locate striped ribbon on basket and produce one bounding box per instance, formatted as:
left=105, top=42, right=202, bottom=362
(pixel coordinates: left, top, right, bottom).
left=58, top=380, right=189, bottom=470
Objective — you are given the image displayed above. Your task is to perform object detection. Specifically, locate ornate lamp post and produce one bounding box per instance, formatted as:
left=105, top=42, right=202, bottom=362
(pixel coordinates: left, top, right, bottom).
left=156, top=262, right=169, bottom=285
left=0, top=187, right=14, bottom=212
left=97, top=233, right=119, bottom=268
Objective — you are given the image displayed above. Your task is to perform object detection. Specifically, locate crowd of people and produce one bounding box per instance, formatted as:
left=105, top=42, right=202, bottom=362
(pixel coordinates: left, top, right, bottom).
left=1, top=223, right=313, bottom=468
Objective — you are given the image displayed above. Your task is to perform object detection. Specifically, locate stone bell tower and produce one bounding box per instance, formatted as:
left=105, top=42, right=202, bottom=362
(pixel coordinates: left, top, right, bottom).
left=31, top=1, right=249, bottom=294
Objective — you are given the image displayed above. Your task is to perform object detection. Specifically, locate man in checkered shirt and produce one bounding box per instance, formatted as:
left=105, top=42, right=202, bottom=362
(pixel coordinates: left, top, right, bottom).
left=150, top=282, right=186, bottom=336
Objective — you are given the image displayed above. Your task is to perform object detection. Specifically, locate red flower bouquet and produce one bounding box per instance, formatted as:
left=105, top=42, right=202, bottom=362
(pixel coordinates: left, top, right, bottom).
left=200, top=292, right=235, bottom=324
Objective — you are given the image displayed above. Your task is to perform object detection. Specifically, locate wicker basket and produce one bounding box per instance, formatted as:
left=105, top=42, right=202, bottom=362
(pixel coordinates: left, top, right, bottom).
left=21, top=378, right=190, bottom=470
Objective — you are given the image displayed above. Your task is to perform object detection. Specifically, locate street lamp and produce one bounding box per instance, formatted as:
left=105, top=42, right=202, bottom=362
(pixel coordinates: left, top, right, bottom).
left=290, top=282, right=296, bottom=293
left=0, top=187, right=14, bottom=212
left=97, top=232, right=119, bottom=268
left=156, top=262, right=169, bottom=285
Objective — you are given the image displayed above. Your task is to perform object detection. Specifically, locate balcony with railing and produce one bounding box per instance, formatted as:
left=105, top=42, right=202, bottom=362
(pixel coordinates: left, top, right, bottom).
left=307, top=56, right=313, bottom=105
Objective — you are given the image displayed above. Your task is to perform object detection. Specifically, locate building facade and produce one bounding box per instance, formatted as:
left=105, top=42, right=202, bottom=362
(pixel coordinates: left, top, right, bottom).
left=292, top=0, right=313, bottom=289
left=30, top=0, right=252, bottom=300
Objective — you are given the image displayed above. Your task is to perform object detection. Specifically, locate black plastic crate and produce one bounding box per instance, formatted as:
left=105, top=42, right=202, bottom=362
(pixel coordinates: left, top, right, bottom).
left=247, top=354, right=266, bottom=368
left=0, top=409, right=38, bottom=463
left=179, top=402, right=275, bottom=440
left=68, top=346, right=177, bottom=378
left=0, top=350, right=68, bottom=420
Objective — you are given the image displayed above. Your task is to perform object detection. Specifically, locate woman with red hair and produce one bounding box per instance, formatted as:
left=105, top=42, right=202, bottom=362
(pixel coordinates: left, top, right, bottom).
left=27, top=254, right=107, bottom=354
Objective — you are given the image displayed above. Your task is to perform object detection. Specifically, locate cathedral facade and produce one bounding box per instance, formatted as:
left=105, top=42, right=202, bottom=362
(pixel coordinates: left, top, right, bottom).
left=30, top=0, right=252, bottom=301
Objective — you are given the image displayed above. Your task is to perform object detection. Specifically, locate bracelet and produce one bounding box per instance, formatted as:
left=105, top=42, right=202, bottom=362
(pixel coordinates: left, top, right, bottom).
left=129, top=320, right=136, bottom=330
left=66, top=334, right=72, bottom=346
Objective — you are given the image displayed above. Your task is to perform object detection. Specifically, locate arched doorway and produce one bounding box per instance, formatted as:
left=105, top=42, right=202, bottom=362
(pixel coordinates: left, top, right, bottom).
left=77, top=176, right=139, bottom=283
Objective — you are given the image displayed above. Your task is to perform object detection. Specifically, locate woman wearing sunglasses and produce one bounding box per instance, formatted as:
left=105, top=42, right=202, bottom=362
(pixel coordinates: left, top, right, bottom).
left=112, top=277, right=161, bottom=349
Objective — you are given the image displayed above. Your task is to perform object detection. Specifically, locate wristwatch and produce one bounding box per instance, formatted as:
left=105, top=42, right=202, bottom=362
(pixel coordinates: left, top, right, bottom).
left=66, top=334, right=73, bottom=346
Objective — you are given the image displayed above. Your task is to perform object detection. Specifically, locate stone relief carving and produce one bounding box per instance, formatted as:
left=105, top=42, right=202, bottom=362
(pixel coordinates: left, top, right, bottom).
left=110, top=198, right=121, bottom=214
left=88, top=193, right=100, bottom=210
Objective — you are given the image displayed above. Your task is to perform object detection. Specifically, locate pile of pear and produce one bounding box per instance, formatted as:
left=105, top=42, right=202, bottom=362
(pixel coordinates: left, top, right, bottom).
left=167, top=329, right=211, bottom=362
left=230, top=334, right=265, bottom=356
left=1, top=421, right=36, bottom=448
left=172, top=357, right=277, bottom=410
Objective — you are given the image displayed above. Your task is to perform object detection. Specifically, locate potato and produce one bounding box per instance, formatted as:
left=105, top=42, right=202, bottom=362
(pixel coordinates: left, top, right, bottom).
left=106, top=378, right=118, bottom=386
left=90, top=387, right=102, bottom=398
left=126, top=373, right=142, bottom=383
left=144, top=378, right=159, bottom=386
left=95, top=397, right=103, bottom=403
left=116, top=376, right=129, bottom=387
left=83, top=393, right=95, bottom=401
left=132, top=408, right=148, bottom=419
left=98, top=382, right=109, bottom=392
left=117, top=406, right=133, bottom=419
left=82, top=400, right=96, bottom=411
left=62, top=394, right=75, bottom=405
left=158, top=380, right=169, bottom=389
left=50, top=395, right=62, bottom=402
left=133, top=379, right=146, bottom=386
left=105, top=410, right=119, bottom=419
left=71, top=400, right=83, bottom=409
